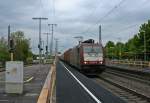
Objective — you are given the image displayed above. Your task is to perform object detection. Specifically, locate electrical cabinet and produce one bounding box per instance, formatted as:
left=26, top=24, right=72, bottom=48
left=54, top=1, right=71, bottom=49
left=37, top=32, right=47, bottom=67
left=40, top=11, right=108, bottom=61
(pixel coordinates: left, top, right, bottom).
left=5, top=61, right=23, bottom=94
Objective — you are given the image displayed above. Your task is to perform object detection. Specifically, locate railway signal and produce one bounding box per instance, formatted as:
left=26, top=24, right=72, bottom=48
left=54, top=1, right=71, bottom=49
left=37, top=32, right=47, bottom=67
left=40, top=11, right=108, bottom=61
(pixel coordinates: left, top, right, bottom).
left=8, top=25, right=14, bottom=61
left=43, top=32, right=51, bottom=59
left=32, top=17, right=48, bottom=66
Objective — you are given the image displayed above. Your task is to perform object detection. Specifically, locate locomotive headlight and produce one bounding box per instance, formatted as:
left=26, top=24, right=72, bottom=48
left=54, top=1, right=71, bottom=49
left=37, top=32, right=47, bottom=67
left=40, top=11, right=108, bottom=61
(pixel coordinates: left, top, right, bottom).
left=84, top=61, right=87, bottom=64
left=99, top=61, right=103, bottom=64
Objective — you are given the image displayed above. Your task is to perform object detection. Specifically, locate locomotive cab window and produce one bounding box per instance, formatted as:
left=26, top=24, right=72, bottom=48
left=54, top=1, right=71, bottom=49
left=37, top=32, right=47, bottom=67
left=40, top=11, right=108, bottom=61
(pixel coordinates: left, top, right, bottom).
left=83, top=46, right=102, bottom=53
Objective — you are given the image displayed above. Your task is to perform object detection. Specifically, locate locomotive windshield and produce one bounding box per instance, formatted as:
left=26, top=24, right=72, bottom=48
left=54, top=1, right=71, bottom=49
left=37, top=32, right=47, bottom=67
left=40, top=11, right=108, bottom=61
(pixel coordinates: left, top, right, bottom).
left=83, top=46, right=102, bottom=53
left=83, top=46, right=103, bottom=61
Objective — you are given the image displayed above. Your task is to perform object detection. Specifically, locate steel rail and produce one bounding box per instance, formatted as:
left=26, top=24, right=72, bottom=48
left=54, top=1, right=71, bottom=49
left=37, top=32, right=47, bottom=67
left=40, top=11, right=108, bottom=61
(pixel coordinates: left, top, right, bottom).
left=98, top=76, right=150, bottom=102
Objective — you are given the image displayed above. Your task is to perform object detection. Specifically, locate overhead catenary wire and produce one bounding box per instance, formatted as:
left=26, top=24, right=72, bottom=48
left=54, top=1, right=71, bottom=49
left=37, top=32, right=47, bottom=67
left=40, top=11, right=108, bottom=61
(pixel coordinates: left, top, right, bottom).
left=79, top=0, right=150, bottom=43
left=102, top=0, right=150, bottom=38
left=81, top=0, right=127, bottom=34
left=39, top=0, right=45, bottom=15
left=52, top=0, right=55, bottom=19
left=83, top=0, right=102, bottom=20
left=103, top=23, right=140, bottom=35
left=101, top=0, right=150, bottom=33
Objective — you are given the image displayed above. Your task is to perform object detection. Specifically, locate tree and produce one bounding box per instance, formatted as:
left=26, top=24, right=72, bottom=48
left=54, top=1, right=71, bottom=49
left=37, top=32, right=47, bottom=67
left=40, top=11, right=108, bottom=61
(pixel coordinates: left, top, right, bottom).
left=105, top=41, right=115, bottom=59
left=105, top=20, right=150, bottom=60
left=137, top=20, right=150, bottom=60
left=11, top=31, right=33, bottom=63
left=0, top=37, right=9, bottom=66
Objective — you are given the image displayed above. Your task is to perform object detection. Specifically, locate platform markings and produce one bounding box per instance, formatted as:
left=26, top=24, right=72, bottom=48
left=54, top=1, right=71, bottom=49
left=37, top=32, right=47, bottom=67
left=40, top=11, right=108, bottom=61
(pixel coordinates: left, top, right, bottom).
left=24, top=76, right=34, bottom=83
left=0, top=100, right=9, bottom=102
left=25, top=93, right=38, bottom=97
left=60, top=62, right=102, bottom=103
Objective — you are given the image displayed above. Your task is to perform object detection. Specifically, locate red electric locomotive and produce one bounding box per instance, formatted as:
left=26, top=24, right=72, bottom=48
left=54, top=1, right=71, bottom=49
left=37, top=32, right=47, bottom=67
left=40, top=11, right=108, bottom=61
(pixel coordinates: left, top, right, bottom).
left=60, top=39, right=105, bottom=75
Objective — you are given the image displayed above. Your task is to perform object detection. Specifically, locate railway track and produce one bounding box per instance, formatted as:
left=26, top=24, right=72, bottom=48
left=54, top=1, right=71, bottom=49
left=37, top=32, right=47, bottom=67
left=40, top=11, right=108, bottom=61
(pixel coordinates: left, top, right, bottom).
left=105, top=69, right=150, bottom=85
left=93, top=67, right=150, bottom=103
left=95, top=77, right=150, bottom=103
left=106, top=66, right=150, bottom=81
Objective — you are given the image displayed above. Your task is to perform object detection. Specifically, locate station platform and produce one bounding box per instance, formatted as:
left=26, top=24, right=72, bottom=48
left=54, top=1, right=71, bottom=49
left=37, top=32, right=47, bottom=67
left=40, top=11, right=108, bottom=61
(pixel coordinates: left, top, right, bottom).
left=56, top=61, right=126, bottom=103
left=0, top=64, right=50, bottom=103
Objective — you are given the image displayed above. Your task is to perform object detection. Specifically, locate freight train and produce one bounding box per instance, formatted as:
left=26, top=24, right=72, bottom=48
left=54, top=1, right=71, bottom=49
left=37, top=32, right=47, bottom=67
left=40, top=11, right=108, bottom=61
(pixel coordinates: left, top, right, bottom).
left=60, top=39, right=105, bottom=75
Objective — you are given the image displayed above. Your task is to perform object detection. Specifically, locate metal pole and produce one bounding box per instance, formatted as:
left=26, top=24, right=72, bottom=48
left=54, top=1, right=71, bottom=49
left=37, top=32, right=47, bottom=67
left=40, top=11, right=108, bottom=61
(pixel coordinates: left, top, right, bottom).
left=39, top=19, right=42, bottom=64
left=48, top=26, right=51, bottom=55
left=56, top=39, right=58, bottom=56
left=8, top=25, right=14, bottom=61
left=48, top=24, right=57, bottom=56
left=43, top=33, right=51, bottom=59
left=42, top=40, right=45, bottom=60
left=99, top=25, right=101, bottom=44
left=11, top=53, right=13, bottom=61
left=46, top=33, right=48, bottom=59
left=118, top=38, right=121, bottom=60
left=55, top=39, right=58, bottom=60
left=51, top=25, right=54, bottom=56
left=144, top=32, right=146, bottom=61
left=47, top=34, right=48, bottom=50
left=8, top=25, right=10, bottom=48
left=32, top=17, right=48, bottom=67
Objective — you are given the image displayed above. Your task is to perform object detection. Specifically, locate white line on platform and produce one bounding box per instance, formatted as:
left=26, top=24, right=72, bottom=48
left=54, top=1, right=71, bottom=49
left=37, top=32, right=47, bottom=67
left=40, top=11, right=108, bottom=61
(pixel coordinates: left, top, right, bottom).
left=0, top=100, right=9, bottom=102
left=61, top=62, right=102, bottom=103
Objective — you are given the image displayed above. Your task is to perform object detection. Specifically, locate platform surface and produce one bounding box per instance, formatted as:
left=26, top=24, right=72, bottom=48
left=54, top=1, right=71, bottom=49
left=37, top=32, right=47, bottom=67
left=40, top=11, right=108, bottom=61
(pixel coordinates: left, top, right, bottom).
left=56, top=61, right=126, bottom=103
left=0, top=64, right=50, bottom=103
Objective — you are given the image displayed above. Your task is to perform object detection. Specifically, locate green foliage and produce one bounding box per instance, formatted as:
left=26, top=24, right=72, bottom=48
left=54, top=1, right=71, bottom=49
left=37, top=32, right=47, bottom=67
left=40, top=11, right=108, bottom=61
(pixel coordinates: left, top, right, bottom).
left=11, top=31, right=33, bottom=62
left=0, top=31, right=33, bottom=64
left=0, top=38, right=9, bottom=62
left=105, top=41, right=115, bottom=58
left=26, top=57, right=33, bottom=64
left=0, top=37, right=10, bottom=65
left=105, top=20, right=150, bottom=60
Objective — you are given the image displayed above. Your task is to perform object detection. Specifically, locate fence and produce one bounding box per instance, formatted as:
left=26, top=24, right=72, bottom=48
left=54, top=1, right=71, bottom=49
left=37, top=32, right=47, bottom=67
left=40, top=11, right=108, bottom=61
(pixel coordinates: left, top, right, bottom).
left=107, top=59, right=150, bottom=68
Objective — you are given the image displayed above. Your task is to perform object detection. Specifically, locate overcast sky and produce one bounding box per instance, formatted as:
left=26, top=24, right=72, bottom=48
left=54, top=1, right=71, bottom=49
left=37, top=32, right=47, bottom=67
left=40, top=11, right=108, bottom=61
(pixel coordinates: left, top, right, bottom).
left=0, top=0, right=150, bottom=54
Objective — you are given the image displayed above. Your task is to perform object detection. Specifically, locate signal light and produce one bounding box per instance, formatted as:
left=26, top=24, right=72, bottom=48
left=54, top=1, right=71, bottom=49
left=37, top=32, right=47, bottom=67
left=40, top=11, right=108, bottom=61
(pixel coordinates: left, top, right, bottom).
left=38, top=44, right=40, bottom=49
left=46, top=46, right=48, bottom=51
left=10, top=39, right=14, bottom=49
left=9, top=39, right=14, bottom=52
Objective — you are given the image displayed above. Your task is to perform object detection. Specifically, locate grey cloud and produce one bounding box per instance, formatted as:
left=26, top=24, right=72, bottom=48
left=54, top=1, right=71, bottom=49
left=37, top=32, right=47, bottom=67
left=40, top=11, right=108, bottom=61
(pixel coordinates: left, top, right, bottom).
left=0, top=0, right=150, bottom=53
